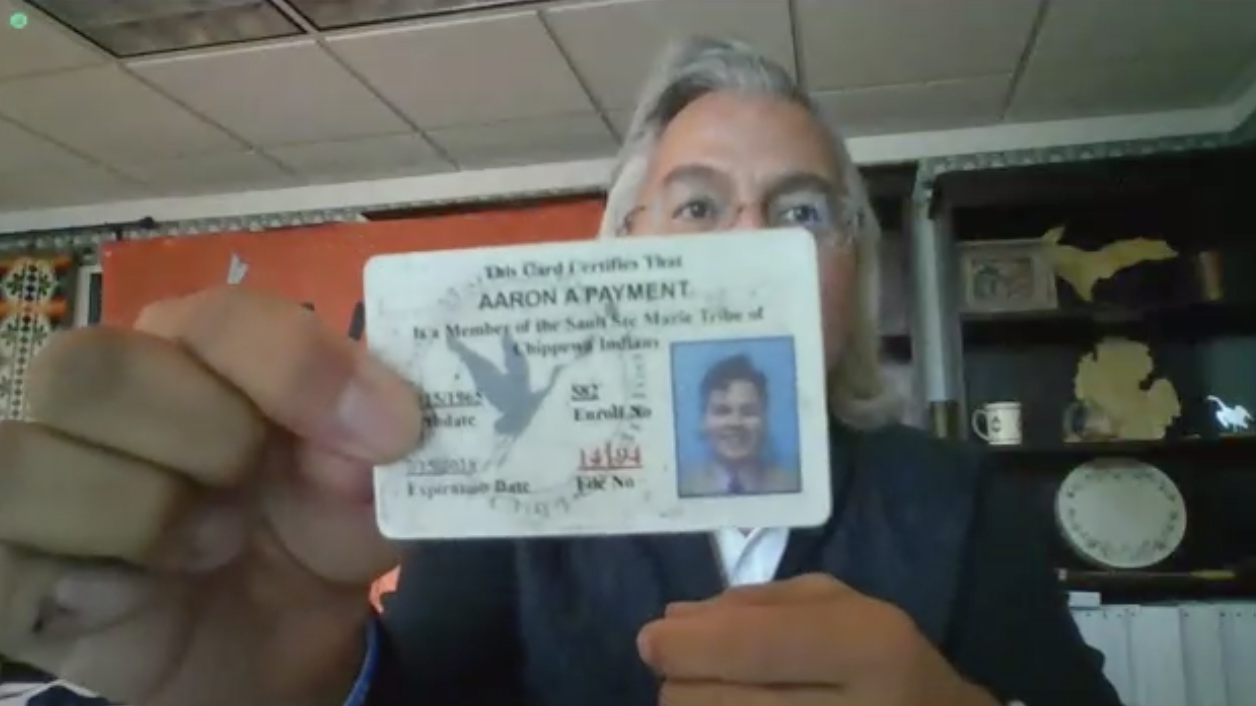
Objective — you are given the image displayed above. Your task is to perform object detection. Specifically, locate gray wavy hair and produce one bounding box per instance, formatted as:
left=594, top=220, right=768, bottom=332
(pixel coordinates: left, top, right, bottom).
left=596, top=36, right=899, bottom=430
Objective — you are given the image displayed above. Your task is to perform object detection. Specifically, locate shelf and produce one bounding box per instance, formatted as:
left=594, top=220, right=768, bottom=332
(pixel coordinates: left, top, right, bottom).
left=1060, top=568, right=1256, bottom=602
left=986, top=435, right=1256, bottom=458
left=961, top=300, right=1256, bottom=347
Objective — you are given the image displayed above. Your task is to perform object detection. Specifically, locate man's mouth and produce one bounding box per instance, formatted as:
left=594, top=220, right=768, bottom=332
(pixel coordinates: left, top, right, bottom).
left=718, top=431, right=750, bottom=452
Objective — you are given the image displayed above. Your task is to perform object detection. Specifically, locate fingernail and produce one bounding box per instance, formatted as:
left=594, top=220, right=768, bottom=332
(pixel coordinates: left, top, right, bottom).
left=336, top=357, right=423, bottom=460
left=636, top=630, right=654, bottom=664
left=47, top=567, right=152, bottom=635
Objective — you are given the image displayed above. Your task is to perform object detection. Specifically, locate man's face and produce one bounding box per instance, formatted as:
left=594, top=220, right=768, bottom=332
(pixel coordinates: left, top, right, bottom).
left=702, top=380, right=766, bottom=466
left=625, top=90, right=857, bottom=371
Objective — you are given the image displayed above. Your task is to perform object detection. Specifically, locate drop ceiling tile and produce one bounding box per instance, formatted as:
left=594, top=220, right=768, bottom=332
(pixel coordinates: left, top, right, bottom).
left=115, top=151, right=297, bottom=195
left=0, top=0, right=108, bottom=80
left=267, top=134, right=454, bottom=182
left=0, top=165, right=145, bottom=210
left=1008, top=48, right=1254, bottom=120
left=795, top=0, right=1041, bottom=90
left=0, top=117, right=97, bottom=175
left=0, top=65, right=242, bottom=164
left=604, top=109, right=633, bottom=140
left=812, top=75, right=1011, bottom=136
left=1032, top=0, right=1256, bottom=64
left=544, top=0, right=794, bottom=112
left=326, top=12, right=594, bottom=128
left=427, top=112, right=616, bottom=168
left=129, top=41, right=413, bottom=147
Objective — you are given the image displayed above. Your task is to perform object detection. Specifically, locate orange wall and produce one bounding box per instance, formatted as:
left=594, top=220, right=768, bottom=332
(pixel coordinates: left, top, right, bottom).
left=101, top=199, right=604, bottom=326
left=100, top=198, right=605, bottom=610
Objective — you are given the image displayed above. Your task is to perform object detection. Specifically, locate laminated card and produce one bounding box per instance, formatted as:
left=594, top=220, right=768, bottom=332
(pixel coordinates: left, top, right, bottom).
left=364, top=228, right=831, bottom=539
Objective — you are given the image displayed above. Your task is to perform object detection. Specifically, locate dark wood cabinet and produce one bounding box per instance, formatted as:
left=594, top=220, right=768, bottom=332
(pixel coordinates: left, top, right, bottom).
left=932, top=146, right=1256, bottom=602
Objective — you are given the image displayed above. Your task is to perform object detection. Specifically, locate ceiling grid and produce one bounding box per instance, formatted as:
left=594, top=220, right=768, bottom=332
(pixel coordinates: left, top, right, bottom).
left=0, top=0, right=1254, bottom=214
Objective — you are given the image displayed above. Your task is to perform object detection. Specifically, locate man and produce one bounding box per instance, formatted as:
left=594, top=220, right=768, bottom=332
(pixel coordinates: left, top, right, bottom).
left=679, top=353, right=798, bottom=497
left=0, top=36, right=1120, bottom=706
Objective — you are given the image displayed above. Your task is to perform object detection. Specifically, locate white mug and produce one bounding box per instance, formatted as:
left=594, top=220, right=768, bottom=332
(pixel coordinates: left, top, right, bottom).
left=972, top=402, right=1023, bottom=446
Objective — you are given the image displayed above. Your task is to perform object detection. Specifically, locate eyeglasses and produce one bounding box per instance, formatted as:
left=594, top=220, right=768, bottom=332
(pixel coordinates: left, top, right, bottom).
left=619, top=168, right=863, bottom=247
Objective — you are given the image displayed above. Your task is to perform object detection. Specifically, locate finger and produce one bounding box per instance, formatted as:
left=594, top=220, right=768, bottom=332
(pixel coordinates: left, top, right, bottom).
left=0, top=545, right=191, bottom=703
left=133, top=287, right=422, bottom=463
left=25, top=327, right=267, bottom=487
left=0, top=421, right=193, bottom=562
left=0, top=544, right=64, bottom=647
left=658, top=681, right=841, bottom=706
left=665, top=574, right=850, bottom=616
left=0, top=546, right=158, bottom=649
left=641, top=600, right=893, bottom=685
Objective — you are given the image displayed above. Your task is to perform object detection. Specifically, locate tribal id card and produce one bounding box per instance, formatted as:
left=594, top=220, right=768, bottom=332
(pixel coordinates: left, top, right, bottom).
left=363, top=228, right=831, bottom=539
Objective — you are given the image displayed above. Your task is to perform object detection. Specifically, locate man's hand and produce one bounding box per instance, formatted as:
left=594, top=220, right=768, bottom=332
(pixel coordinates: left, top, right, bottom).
left=637, top=574, right=1001, bottom=706
left=0, top=287, right=423, bottom=706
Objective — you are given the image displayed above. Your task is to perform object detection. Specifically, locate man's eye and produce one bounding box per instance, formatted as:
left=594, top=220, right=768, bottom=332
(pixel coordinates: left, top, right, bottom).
left=770, top=191, right=836, bottom=228
left=783, top=204, right=819, bottom=224
left=776, top=203, right=827, bottom=227
left=672, top=198, right=719, bottom=221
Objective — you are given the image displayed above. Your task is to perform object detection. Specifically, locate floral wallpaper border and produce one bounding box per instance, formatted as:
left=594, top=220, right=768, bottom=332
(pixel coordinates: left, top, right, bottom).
left=0, top=254, right=75, bottom=421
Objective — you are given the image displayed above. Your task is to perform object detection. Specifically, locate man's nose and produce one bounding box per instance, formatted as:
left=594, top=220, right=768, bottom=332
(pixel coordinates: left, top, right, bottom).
left=729, top=204, right=767, bottom=230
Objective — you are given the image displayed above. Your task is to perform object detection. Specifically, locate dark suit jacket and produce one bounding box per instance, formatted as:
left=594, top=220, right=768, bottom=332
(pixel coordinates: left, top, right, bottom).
left=367, top=423, right=1122, bottom=706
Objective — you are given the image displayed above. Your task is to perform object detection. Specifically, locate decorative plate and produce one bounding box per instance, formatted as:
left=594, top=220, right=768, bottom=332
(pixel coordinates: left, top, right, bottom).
left=1055, top=457, right=1186, bottom=570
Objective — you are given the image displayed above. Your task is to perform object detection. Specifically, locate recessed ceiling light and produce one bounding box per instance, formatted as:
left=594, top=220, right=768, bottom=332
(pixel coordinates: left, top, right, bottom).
left=282, top=0, right=543, bottom=30
left=27, top=0, right=301, bottom=57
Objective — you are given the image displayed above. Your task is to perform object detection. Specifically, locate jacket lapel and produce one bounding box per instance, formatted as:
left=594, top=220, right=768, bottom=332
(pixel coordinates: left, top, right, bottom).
left=644, top=532, right=726, bottom=601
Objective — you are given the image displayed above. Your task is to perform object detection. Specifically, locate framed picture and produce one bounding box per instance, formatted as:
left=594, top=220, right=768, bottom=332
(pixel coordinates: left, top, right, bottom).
left=957, top=239, right=1058, bottom=314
